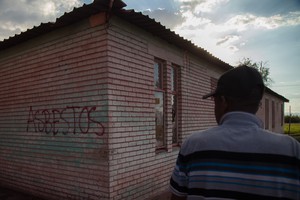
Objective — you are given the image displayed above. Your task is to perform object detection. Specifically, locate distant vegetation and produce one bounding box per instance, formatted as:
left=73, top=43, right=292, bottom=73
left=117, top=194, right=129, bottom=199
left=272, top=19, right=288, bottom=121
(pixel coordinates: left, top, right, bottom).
left=238, top=58, right=273, bottom=86
left=285, top=115, right=300, bottom=123
left=284, top=123, right=300, bottom=135
left=284, top=115, right=300, bottom=143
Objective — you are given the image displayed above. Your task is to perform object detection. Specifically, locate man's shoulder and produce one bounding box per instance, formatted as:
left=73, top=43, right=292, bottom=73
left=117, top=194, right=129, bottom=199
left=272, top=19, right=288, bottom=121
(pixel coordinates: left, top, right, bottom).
left=261, top=129, right=299, bottom=144
left=187, top=126, right=221, bottom=140
left=180, top=127, right=222, bottom=153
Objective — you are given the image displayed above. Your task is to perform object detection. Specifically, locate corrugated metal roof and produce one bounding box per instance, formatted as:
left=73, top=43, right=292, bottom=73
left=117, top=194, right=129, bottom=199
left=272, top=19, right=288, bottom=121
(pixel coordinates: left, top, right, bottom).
left=0, top=0, right=231, bottom=70
left=265, top=87, right=289, bottom=102
left=114, top=9, right=232, bottom=70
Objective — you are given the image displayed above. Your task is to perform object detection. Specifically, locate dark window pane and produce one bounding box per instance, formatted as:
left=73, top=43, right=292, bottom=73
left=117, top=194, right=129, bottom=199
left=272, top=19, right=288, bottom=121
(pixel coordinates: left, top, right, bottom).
left=171, top=67, right=175, bottom=91
left=172, top=94, right=178, bottom=144
left=265, top=99, right=269, bottom=129
left=272, top=101, right=275, bottom=128
left=281, top=104, right=284, bottom=126
left=155, top=91, right=164, bottom=147
left=154, top=62, right=161, bottom=89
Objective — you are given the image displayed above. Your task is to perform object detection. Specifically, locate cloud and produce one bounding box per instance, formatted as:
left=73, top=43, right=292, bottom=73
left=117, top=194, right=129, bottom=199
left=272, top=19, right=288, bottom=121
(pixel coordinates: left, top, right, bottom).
left=171, top=0, right=243, bottom=56
left=142, top=8, right=184, bottom=29
left=228, top=45, right=239, bottom=52
left=216, top=35, right=239, bottom=46
left=179, top=11, right=212, bottom=29
left=144, top=0, right=225, bottom=30
left=224, top=11, right=300, bottom=31
left=132, top=0, right=300, bottom=65
left=0, top=0, right=83, bottom=40
left=175, top=0, right=229, bottom=13
left=284, top=11, right=300, bottom=26
left=194, top=0, right=230, bottom=13
left=215, top=35, right=241, bottom=53
left=172, top=0, right=228, bottom=33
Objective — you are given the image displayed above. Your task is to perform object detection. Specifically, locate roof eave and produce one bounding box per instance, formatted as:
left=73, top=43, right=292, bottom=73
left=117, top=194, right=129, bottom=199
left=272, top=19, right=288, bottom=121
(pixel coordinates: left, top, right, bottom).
left=265, top=87, right=289, bottom=102
left=0, top=0, right=126, bottom=51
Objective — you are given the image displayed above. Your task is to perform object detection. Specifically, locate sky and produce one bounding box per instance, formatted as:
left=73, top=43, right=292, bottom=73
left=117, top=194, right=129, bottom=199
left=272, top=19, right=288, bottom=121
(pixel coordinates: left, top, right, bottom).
left=0, top=0, right=299, bottom=114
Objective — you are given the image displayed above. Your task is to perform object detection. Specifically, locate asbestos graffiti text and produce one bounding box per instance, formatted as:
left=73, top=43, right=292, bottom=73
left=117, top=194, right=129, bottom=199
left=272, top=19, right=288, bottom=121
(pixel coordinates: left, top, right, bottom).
left=26, top=106, right=104, bottom=136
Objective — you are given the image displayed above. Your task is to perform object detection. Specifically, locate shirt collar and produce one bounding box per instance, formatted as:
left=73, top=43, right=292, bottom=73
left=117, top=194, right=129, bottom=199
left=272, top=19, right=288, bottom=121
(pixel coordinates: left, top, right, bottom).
left=219, top=111, right=263, bottom=128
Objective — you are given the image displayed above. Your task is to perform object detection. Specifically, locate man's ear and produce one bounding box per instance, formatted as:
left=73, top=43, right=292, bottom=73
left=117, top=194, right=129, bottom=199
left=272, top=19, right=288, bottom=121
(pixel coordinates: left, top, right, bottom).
left=220, top=96, right=229, bottom=111
left=220, top=96, right=226, bottom=102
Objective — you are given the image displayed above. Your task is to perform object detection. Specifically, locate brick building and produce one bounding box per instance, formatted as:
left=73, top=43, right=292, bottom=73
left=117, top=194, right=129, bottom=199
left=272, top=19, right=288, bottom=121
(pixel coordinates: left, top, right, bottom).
left=0, top=0, right=288, bottom=199
left=257, top=88, right=288, bottom=133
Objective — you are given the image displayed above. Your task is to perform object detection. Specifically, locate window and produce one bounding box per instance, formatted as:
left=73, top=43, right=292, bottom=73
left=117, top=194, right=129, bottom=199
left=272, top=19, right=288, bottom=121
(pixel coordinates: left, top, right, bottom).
left=272, top=101, right=275, bottom=129
left=154, top=61, right=162, bottom=89
left=171, top=66, right=178, bottom=144
left=154, top=60, right=181, bottom=149
left=281, top=103, right=284, bottom=126
left=154, top=60, right=165, bottom=148
left=265, top=99, right=269, bottom=129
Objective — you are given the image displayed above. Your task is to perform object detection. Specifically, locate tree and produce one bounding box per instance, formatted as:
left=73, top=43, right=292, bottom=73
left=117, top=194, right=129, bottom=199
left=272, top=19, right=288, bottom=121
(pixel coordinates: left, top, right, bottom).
left=285, top=115, right=300, bottom=123
left=238, top=58, right=273, bottom=86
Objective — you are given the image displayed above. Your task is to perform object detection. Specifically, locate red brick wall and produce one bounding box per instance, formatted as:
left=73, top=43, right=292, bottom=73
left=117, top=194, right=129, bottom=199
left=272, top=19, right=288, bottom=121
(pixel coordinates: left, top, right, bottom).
left=0, top=12, right=228, bottom=200
left=257, top=93, right=285, bottom=133
left=0, top=18, right=111, bottom=199
left=180, top=57, right=217, bottom=139
left=106, top=21, right=161, bottom=199
left=106, top=17, right=218, bottom=199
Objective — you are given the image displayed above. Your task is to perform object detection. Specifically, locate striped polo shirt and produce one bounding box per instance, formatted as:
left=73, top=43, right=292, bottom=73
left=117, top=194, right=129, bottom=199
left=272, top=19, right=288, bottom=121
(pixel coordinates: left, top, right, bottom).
left=170, top=112, right=300, bottom=200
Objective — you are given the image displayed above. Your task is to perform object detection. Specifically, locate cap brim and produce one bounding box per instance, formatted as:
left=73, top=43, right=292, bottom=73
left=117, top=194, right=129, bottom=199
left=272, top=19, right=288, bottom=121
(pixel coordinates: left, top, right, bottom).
left=202, top=91, right=216, bottom=99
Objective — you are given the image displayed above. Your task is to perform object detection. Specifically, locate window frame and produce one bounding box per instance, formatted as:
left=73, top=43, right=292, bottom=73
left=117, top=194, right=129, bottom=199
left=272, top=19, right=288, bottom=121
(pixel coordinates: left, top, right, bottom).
left=265, top=98, right=269, bottom=129
left=272, top=100, right=275, bottom=129
left=154, top=59, right=166, bottom=149
left=171, top=65, right=179, bottom=145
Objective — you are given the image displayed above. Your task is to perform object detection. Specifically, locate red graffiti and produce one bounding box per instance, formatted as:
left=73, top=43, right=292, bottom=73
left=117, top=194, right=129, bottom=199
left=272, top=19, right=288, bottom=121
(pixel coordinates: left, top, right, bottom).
left=26, top=106, right=105, bottom=136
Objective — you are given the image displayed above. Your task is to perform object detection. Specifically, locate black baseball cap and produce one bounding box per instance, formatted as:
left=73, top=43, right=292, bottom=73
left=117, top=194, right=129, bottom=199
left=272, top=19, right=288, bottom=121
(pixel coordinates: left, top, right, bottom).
left=202, top=65, right=265, bottom=100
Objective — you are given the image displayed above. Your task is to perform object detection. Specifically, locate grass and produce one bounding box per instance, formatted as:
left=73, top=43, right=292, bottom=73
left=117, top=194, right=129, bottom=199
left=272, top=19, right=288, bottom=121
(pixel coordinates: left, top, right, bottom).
left=284, top=123, right=300, bottom=134
left=284, top=123, right=300, bottom=142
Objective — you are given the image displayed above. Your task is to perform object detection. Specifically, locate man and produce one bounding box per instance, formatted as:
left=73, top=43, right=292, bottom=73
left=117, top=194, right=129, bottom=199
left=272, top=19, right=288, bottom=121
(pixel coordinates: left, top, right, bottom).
left=170, top=66, right=300, bottom=199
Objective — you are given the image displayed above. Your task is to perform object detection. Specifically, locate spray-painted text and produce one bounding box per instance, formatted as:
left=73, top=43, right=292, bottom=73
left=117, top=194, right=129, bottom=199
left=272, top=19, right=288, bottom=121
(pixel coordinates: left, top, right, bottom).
left=26, top=106, right=105, bottom=136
